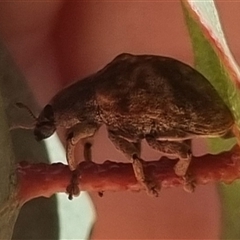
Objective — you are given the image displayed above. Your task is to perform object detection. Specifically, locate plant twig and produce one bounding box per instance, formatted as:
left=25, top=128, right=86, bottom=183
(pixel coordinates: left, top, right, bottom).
left=17, top=145, right=240, bottom=204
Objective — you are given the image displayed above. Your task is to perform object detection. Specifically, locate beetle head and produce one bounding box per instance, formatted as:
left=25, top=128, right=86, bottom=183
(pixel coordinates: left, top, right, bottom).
left=34, top=105, right=56, bottom=141
left=16, top=103, right=56, bottom=141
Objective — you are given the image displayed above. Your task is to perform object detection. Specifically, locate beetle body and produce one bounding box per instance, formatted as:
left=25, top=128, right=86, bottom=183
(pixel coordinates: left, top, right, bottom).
left=33, top=53, right=234, bottom=196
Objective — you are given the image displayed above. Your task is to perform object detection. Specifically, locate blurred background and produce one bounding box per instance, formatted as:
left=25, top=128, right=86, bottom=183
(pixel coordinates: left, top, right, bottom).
left=0, top=1, right=240, bottom=239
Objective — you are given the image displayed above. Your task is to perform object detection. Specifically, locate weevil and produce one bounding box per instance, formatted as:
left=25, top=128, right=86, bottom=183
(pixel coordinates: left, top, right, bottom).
left=18, top=53, right=234, bottom=198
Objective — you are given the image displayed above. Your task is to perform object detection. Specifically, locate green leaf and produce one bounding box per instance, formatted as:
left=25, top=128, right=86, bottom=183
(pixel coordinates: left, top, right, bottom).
left=218, top=181, right=240, bottom=240
left=0, top=41, right=59, bottom=239
left=181, top=2, right=240, bottom=239
left=181, top=1, right=240, bottom=153
left=0, top=43, right=20, bottom=239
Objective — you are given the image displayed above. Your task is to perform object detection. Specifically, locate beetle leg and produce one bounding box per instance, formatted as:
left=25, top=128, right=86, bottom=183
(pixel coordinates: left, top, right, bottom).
left=182, top=174, right=196, bottom=193
left=66, top=122, right=99, bottom=199
left=81, top=139, right=105, bottom=197
left=108, top=130, right=160, bottom=196
left=66, top=122, right=99, bottom=170
left=66, top=169, right=81, bottom=200
left=145, top=136, right=194, bottom=191
left=145, top=136, right=191, bottom=174
left=83, top=141, right=92, bottom=162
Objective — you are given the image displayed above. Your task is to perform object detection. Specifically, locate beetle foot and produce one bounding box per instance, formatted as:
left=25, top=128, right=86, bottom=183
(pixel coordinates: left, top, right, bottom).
left=132, top=155, right=160, bottom=197
left=143, top=178, right=160, bottom=197
left=66, top=169, right=81, bottom=200
left=182, top=174, right=196, bottom=193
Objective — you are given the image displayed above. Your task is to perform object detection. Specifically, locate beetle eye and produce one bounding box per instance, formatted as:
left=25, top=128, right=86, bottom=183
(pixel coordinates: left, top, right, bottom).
left=43, top=105, right=54, bottom=122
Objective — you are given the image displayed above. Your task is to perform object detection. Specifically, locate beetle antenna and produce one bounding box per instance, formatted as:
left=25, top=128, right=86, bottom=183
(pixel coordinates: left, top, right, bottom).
left=9, top=124, right=34, bottom=130
left=16, top=102, right=38, bottom=121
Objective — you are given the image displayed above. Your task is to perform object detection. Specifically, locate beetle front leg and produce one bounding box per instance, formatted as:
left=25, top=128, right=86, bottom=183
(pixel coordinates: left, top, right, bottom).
left=108, top=130, right=160, bottom=196
left=66, top=122, right=99, bottom=170
left=66, top=122, right=99, bottom=199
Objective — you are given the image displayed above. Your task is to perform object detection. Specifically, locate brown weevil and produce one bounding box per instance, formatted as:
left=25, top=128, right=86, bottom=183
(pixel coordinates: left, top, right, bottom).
left=18, top=53, right=234, bottom=198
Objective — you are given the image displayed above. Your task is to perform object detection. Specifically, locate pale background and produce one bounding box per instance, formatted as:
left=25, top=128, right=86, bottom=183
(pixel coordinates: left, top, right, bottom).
left=0, top=1, right=239, bottom=239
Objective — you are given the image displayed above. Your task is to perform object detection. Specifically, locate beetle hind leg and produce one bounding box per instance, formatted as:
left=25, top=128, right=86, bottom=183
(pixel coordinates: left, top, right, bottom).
left=108, top=130, right=160, bottom=196
left=145, top=136, right=195, bottom=192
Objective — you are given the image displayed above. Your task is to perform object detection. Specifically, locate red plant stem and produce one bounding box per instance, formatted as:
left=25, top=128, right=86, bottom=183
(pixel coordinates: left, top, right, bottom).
left=17, top=145, right=240, bottom=204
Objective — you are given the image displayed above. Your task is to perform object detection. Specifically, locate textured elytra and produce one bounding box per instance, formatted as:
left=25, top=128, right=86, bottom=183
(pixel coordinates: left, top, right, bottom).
left=43, top=53, right=233, bottom=139
left=31, top=53, right=234, bottom=196
left=94, top=54, right=233, bottom=139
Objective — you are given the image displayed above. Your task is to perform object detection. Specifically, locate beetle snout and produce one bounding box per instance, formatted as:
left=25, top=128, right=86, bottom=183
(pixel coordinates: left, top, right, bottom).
left=34, top=131, right=44, bottom=141
left=34, top=122, right=56, bottom=141
left=34, top=128, right=47, bottom=141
